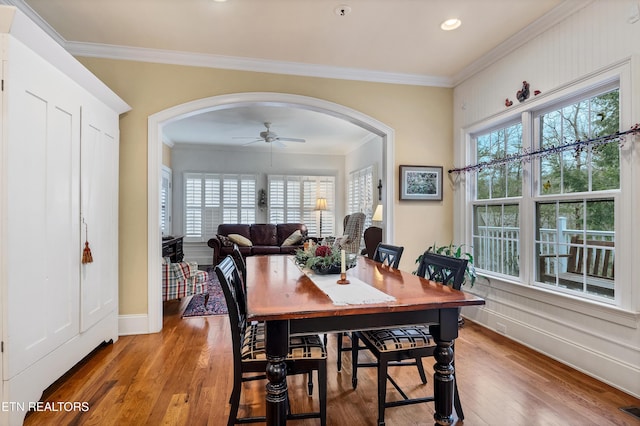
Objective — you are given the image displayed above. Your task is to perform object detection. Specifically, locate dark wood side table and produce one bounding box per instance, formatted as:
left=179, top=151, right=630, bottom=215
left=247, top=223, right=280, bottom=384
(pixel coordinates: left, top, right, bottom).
left=162, top=235, right=184, bottom=262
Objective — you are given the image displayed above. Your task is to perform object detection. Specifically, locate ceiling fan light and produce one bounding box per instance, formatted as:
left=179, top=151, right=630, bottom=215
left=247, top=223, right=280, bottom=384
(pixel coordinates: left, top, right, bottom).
left=440, top=18, right=461, bottom=31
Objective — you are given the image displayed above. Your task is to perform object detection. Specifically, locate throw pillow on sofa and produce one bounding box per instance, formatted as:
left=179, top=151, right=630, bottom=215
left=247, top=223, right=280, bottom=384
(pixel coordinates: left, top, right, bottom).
left=282, top=229, right=304, bottom=246
left=217, top=234, right=234, bottom=247
left=228, top=233, right=253, bottom=247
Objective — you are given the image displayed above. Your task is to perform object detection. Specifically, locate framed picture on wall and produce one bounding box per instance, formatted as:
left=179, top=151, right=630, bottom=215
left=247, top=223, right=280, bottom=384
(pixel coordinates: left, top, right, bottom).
left=399, top=165, right=443, bottom=201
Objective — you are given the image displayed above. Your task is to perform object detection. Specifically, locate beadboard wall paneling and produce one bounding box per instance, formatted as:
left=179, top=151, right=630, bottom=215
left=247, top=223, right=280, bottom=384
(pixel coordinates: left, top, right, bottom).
left=454, top=0, right=640, bottom=398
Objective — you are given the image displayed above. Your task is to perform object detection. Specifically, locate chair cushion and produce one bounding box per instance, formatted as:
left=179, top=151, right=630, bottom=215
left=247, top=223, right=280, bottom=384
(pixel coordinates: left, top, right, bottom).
left=241, top=323, right=326, bottom=361
left=361, top=325, right=432, bottom=352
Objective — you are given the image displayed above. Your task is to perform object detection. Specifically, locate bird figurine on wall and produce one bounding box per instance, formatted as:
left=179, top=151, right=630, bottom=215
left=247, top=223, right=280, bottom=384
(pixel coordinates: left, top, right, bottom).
left=505, top=98, right=513, bottom=107
left=517, top=81, right=530, bottom=103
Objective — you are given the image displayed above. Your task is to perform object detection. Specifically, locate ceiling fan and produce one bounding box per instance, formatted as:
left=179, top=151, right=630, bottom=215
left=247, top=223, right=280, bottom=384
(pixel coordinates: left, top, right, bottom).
left=234, top=122, right=306, bottom=147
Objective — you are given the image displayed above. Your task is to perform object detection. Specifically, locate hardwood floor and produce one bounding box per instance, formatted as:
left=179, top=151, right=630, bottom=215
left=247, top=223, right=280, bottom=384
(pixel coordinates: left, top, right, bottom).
left=24, top=299, right=639, bottom=425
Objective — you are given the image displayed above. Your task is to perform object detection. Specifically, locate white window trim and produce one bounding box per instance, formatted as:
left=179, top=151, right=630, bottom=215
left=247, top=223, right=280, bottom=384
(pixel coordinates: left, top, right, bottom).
left=348, top=165, right=375, bottom=230
left=458, top=60, right=636, bottom=317
left=161, top=165, right=172, bottom=237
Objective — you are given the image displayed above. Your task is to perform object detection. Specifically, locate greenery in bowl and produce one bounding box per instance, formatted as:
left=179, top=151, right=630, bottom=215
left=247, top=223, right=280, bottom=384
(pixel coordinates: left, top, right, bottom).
left=294, top=245, right=355, bottom=274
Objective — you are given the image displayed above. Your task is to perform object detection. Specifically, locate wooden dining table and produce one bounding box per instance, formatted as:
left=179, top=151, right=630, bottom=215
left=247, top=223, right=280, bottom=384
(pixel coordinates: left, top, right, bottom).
left=245, top=254, right=485, bottom=426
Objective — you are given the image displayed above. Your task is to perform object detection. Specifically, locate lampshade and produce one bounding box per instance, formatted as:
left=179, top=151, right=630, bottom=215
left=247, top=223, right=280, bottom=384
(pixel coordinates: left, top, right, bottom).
left=372, top=204, right=383, bottom=222
left=315, top=197, right=328, bottom=211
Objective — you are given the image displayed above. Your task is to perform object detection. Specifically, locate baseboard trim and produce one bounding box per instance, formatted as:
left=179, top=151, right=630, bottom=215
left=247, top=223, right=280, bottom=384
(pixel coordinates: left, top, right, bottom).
left=464, top=306, right=640, bottom=398
left=118, top=313, right=154, bottom=335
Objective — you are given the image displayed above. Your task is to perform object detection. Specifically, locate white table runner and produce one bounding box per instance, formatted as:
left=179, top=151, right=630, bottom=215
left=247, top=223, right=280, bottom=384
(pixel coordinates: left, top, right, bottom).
left=291, top=258, right=396, bottom=306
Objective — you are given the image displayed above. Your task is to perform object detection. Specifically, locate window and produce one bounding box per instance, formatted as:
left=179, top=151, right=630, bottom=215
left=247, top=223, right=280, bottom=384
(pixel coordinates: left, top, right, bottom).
left=469, top=84, right=620, bottom=302
left=535, top=88, right=618, bottom=300
left=161, top=166, right=172, bottom=236
left=472, top=123, right=522, bottom=277
left=184, top=173, right=256, bottom=242
left=348, top=165, right=374, bottom=230
left=268, top=175, right=335, bottom=236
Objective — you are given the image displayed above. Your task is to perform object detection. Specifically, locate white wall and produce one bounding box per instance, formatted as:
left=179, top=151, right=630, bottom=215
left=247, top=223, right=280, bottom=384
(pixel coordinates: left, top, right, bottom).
left=170, top=143, right=345, bottom=264
left=454, top=1, right=640, bottom=397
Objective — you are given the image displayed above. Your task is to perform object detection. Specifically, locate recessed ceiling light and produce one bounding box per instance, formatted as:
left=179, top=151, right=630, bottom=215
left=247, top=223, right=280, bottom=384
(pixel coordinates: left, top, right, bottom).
left=440, top=18, right=461, bottom=31
left=212, top=0, right=228, bottom=2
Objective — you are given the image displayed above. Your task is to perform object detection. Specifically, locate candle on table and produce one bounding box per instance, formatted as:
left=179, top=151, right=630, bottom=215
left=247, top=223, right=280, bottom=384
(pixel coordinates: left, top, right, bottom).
left=341, top=249, right=346, bottom=273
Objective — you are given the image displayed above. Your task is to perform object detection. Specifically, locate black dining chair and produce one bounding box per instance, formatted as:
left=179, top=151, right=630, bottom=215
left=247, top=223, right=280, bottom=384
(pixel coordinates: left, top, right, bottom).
left=215, top=256, right=327, bottom=426
left=372, top=243, right=404, bottom=268
left=335, top=243, right=404, bottom=372
left=230, top=244, right=247, bottom=294
left=229, top=246, right=318, bottom=396
left=350, top=251, right=468, bottom=426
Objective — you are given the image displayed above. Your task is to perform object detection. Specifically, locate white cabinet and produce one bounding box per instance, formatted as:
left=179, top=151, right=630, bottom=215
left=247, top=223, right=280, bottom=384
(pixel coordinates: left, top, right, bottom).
left=0, top=6, right=130, bottom=425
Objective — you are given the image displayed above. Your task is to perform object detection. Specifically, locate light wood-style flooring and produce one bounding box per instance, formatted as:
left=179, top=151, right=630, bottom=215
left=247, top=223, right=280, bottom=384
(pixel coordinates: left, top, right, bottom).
left=24, top=299, right=640, bottom=425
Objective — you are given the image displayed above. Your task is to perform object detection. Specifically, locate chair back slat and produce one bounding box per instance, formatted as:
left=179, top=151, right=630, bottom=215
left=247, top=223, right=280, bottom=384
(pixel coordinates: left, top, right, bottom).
left=416, top=252, right=468, bottom=290
left=373, top=243, right=404, bottom=269
left=231, top=243, right=248, bottom=294
left=215, top=256, right=246, bottom=350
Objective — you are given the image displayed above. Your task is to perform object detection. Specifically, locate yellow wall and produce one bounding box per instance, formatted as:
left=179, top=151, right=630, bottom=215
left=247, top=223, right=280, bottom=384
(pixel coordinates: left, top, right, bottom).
left=77, top=57, right=454, bottom=315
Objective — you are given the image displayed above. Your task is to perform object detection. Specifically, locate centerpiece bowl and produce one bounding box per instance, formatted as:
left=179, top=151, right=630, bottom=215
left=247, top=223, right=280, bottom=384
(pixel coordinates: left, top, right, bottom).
left=295, top=244, right=357, bottom=275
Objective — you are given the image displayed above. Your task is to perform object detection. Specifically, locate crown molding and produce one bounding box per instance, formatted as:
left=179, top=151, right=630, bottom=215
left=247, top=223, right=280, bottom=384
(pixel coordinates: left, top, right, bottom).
left=452, top=0, right=594, bottom=86
left=2, top=0, right=591, bottom=89
left=65, top=41, right=454, bottom=88
left=0, top=0, right=66, bottom=46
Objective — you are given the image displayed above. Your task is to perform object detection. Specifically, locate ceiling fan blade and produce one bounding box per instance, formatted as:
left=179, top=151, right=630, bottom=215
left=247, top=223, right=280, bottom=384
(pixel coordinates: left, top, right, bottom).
left=242, top=139, right=262, bottom=146
left=233, top=136, right=259, bottom=139
left=278, top=137, right=306, bottom=143
left=273, top=140, right=287, bottom=148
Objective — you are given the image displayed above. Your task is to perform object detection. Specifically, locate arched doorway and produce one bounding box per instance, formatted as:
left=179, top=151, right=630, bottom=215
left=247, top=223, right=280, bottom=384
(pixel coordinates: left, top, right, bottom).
left=147, top=92, right=395, bottom=332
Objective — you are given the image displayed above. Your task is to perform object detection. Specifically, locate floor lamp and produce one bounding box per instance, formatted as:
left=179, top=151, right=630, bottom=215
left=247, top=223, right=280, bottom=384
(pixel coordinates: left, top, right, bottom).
left=315, top=197, right=327, bottom=238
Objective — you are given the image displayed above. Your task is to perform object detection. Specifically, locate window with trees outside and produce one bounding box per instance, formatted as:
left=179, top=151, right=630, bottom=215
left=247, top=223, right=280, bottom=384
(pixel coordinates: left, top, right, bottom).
left=535, top=88, right=618, bottom=300
left=268, top=175, right=335, bottom=237
left=184, top=173, right=257, bottom=242
left=471, top=84, right=619, bottom=302
left=473, top=122, right=522, bottom=277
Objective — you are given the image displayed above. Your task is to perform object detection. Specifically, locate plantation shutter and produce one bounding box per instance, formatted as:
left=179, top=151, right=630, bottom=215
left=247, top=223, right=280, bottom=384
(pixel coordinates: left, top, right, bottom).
left=184, top=172, right=257, bottom=242
left=267, top=174, right=335, bottom=236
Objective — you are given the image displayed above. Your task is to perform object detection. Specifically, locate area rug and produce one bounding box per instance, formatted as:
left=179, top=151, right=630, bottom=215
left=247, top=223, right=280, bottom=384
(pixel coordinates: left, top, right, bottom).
left=182, top=269, right=228, bottom=317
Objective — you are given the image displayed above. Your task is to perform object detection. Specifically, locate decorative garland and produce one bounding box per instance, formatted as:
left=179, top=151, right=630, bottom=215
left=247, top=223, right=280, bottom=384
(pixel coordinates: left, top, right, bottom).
left=448, top=124, right=640, bottom=175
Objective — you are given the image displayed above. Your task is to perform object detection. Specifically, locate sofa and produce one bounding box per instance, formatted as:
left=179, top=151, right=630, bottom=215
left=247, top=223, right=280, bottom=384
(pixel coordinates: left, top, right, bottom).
left=207, top=223, right=309, bottom=265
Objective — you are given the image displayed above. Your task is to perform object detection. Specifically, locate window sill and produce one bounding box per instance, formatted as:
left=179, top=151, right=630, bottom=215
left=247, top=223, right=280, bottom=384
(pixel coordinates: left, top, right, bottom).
left=466, top=274, right=639, bottom=329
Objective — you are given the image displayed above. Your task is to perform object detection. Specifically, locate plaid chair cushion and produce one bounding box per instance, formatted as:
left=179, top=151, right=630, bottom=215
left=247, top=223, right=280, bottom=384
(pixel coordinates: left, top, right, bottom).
left=361, top=325, right=432, bottom=352
left=241, top=322, right=326, bottom=361
left=162, top=261, right=208, bottom=301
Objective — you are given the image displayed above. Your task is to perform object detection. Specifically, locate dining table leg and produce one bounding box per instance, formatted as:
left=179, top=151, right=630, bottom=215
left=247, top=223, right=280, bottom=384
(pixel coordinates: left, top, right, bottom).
left=431, top=308, right=458, bottom=426
left=265, top=320, right=289, bottom=426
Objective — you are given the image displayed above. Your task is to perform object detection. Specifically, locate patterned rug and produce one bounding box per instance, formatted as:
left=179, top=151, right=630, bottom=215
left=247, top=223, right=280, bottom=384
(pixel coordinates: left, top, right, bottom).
left=182, top=269, right=228, bottom=317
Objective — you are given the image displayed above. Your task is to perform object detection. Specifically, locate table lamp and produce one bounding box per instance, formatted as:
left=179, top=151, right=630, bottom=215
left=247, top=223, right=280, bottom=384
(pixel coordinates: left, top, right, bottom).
left=315, top=197, right=328, bottom=237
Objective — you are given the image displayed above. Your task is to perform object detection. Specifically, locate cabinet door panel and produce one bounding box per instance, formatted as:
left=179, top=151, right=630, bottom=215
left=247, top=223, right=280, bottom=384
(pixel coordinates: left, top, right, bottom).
left=80, top=109, right=118, bottom=332
left=5, top=40, right=81, bottom=378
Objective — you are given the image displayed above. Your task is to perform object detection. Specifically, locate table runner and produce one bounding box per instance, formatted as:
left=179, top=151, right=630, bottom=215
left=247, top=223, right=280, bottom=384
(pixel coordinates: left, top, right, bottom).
left=291, top=258, right=396, bottom=305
